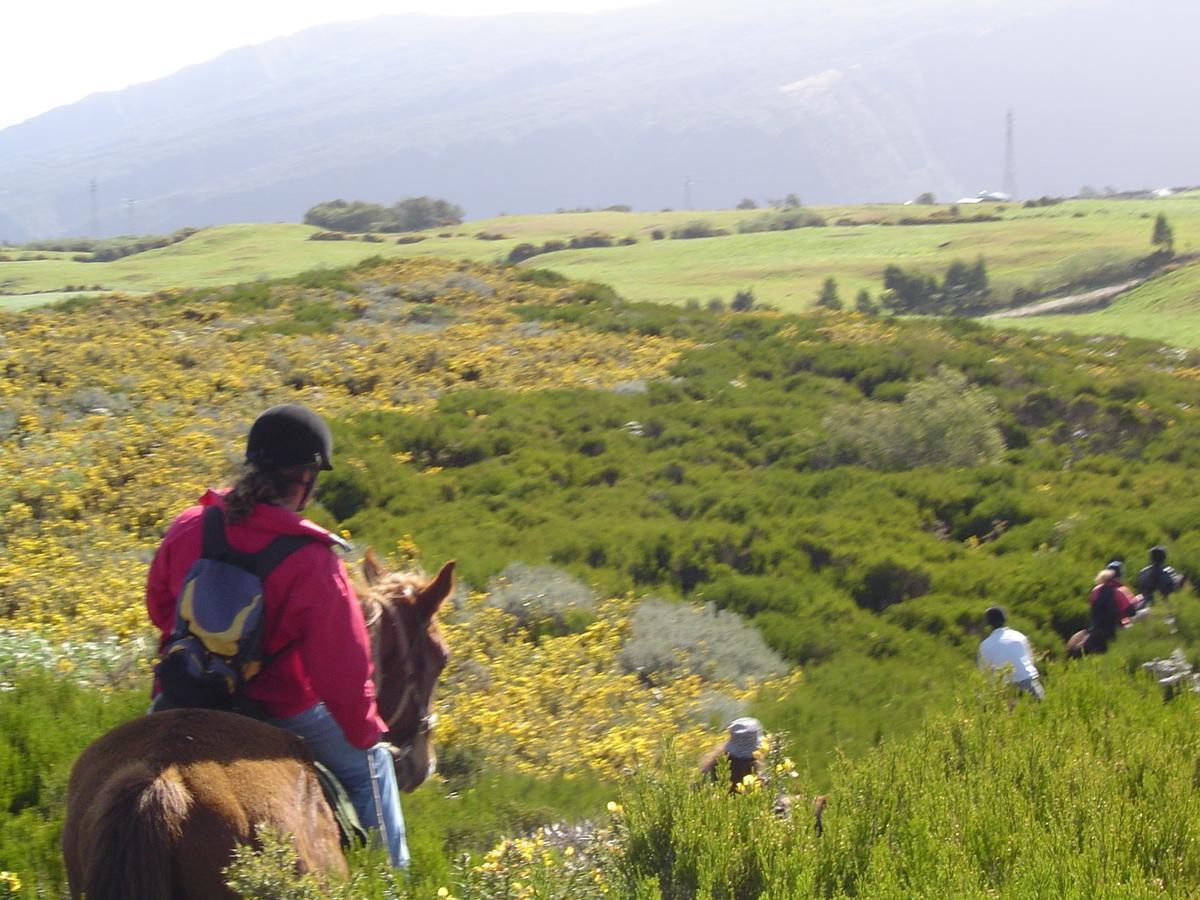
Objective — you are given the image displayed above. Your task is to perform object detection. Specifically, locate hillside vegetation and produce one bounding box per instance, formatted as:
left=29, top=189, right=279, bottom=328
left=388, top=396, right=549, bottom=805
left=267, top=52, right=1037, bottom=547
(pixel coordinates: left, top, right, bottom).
left=4, top=256, right=1200, bottom=894
left=4, top=195, right=1198, bottom=331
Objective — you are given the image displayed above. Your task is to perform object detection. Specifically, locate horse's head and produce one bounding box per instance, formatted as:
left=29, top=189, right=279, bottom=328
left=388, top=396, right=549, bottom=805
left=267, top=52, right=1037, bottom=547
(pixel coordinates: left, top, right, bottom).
left=358, top=551, right=454, bottom=792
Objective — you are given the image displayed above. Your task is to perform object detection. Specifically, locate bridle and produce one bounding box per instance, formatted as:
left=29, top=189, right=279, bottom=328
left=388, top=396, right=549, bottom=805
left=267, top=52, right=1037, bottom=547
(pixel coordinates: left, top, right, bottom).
left=365, top=589, right=438, bottom=754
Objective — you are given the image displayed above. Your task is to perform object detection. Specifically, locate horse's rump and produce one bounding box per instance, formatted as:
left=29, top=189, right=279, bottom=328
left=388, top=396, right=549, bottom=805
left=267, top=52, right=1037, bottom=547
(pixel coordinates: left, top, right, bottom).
left=63, top=710, right=345, bottom=900
left=71, top=761, right=188, bottom=900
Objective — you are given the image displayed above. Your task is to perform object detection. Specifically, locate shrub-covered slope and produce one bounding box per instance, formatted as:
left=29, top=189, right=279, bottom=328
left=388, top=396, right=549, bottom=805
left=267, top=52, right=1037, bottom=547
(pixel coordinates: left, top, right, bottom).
left=5, top=257, right=1200, bottom=893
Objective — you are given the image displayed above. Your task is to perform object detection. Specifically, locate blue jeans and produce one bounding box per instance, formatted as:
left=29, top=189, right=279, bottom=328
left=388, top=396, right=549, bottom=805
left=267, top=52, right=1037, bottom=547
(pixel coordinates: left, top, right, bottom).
left=269, top=702, right=408, bottom=868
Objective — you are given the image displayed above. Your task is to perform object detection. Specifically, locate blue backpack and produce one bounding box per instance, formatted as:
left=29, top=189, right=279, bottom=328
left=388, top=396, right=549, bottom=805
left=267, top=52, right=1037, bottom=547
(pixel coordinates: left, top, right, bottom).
left=156, top=506, right=314, bottom=711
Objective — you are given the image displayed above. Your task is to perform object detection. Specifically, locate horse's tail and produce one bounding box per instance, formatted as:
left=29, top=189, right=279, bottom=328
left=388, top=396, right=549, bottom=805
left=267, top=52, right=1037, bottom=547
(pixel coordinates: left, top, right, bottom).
left=83, top=762, right=191, bottom=900
left=813, top=794, right=827, bottom=837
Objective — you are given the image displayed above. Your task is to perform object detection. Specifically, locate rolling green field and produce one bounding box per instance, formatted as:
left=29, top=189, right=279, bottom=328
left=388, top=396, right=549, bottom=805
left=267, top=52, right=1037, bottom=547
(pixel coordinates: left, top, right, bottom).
left=999, top=257, right=1200, bottom=346
left=3, top=196, right=1199, bottom=335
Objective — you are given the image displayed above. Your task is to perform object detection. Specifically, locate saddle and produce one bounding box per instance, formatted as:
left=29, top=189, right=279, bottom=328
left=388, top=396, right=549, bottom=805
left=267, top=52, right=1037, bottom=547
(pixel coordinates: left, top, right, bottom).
left=311, top=761, right=370, bottom=849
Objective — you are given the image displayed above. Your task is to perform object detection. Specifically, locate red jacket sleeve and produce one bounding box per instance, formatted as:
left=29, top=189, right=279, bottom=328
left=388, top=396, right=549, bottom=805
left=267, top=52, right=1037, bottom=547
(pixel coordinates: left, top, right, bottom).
left=146, top=515, right=187, bottom=647
left=289, top=549, right=385, bottom=749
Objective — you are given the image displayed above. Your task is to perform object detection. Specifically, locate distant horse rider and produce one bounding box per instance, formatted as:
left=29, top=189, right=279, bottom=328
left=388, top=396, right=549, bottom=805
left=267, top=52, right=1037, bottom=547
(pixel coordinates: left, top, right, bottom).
left=977, top=606, right=1044, bottom=700
left=698, top=717, right=825, bottom=831
left=1135, top=546, right=1183, bottom=608
left=1085, top=561, right=1138, bottom=654
left=699, top=717, right=765, bottom=792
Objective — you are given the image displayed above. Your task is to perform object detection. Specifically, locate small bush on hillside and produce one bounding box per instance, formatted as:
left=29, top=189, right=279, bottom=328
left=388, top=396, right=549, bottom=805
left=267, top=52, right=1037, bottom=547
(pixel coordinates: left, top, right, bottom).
left=395, top=235, right=426, bottom=245
left=820, top=368, right=1005, bottom=470
left=486, top=563, right=598, bottom=634
left=569, top=233, right=616, bottom=249
left=619, top=597, right=789, bottom=685
left=515, top=268, right=568, bottom=287
left=309, top=231, right=346, bottom=241
left=507, top=242, right=539, bottom=264
left=737, top=208, right=826, bottom=232
left=730, top=288, right=756, bottom=312
left=671, top=221, right=729, bottom=240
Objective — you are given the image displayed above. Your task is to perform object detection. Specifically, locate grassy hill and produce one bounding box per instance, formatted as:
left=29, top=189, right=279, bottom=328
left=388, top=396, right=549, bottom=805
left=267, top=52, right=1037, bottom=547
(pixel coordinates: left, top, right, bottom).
left=5, top=195, right=1200, bottom=330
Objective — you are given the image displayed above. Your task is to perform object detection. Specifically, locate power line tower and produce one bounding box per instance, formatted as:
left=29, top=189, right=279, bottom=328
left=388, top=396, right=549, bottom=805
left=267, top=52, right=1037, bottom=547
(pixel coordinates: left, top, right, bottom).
left=1002, top=109, right=1017, bottom=200
left=89, top=177, right=99, bottom=237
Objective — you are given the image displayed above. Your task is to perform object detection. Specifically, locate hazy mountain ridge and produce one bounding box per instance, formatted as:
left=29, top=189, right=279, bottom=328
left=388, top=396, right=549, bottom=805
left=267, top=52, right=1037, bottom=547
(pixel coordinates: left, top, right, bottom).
left=1, top=0, right=1194, bottom=239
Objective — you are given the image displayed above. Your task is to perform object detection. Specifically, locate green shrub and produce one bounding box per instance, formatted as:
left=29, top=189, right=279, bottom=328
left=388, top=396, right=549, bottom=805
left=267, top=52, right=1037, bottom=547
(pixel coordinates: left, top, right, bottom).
left=619, top=597, right=789, bottom=686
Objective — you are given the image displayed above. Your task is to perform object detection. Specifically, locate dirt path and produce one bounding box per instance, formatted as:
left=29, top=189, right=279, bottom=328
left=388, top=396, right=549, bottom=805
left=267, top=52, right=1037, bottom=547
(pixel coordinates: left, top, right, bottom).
left=984, top=278, right=1144, bottom=319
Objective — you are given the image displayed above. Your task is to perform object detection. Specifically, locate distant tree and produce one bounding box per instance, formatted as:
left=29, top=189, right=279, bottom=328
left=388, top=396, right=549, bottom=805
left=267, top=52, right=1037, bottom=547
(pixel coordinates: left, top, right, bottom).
left=706, top=298, right=726, bottom=312
left=915, top=192, right=936, bottom=205
left=304, top=196, right=462, bottom=233
left=736, top=198, right=758, bottom=210
left=1079, top=185, right=1099, bottom=199
left=783, top=193, right=802, bottom=209
left=855, top=288, right=877, bottom=314
left=943, top=257, right=987, bottom=305
left=304, top=199, right=387, bottom=233
left=881, top=265, right=938, bottom=314
left=730, top=288, right=756, bottom=312
left=816, top=277, right=842, bottom=310
left=1152, top=213, right=1175, bottom=254
left=385, top=196, right=463, bottom=232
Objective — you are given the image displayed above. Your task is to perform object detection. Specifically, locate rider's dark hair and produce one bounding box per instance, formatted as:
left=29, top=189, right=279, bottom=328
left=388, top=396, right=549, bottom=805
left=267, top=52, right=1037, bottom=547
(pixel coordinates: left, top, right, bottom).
left=224, top=463, right=316, bottom=524
left=1151, top=545, right=1168, bottom=564
left=985, top=606, right=1006, bottom=629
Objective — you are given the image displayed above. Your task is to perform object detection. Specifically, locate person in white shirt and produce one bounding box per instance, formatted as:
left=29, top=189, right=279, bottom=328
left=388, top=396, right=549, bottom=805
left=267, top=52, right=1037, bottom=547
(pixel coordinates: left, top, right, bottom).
left=977, top=606, right=1044, bottom=700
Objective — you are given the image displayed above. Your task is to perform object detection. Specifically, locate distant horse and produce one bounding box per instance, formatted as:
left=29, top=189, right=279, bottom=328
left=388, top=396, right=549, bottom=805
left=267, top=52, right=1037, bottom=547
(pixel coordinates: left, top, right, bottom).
left=1066, top=628, right=1092, bottom=659
left=61, top=555, right=454, bottom=900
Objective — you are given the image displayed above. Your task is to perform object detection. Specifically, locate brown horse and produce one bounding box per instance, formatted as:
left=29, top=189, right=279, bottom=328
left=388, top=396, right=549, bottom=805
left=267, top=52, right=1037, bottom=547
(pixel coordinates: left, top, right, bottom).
left=61, top=554, right=454, bottom=900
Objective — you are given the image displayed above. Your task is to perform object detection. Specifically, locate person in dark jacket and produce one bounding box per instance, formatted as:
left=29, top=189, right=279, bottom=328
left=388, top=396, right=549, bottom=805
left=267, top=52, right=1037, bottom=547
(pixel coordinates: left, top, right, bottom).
left=1135, top=546, right=1183, bottom=607
left=146, top=403, right=409, bottom=867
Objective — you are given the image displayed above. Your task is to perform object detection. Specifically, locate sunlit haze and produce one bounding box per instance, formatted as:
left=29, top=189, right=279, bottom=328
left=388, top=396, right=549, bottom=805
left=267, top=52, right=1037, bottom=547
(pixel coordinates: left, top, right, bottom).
left=1, top=0, right=656, bottom=130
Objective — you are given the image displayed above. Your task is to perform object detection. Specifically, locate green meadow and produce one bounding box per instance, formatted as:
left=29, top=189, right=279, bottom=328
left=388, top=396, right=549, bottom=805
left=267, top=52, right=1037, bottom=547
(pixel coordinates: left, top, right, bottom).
left=4, top=196, right=1199, bottom=328
left=999, top=258, right=1200, bottom=346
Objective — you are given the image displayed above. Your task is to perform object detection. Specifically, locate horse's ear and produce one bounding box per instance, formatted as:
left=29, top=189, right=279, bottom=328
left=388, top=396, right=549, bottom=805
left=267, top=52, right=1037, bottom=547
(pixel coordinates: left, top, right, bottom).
left=362, top=549, right=387, bottom=588
left=417, top=560, right=455, bottom=619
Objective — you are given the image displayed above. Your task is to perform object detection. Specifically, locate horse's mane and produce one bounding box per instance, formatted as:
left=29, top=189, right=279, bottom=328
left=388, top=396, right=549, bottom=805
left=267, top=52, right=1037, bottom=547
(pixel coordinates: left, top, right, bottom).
left=355, top=566, right=432, bottom=628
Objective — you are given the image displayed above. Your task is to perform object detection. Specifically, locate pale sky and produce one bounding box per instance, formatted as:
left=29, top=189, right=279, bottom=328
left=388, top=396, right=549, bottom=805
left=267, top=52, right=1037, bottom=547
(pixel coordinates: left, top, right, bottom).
left=0, top=0, right=656, bottom=131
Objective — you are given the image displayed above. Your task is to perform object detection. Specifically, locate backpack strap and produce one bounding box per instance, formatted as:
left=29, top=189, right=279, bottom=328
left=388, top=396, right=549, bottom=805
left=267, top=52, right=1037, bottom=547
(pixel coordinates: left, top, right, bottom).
left=200, top=506, right=318, bottom=576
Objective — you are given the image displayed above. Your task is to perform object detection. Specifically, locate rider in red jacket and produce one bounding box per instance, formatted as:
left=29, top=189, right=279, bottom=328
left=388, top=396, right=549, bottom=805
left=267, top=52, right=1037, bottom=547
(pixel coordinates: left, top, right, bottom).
left=1086, top=560, right=1138, bottom=653
left=146, top=487, right=384, bottom=749
left=145, top=403, right=408, bottom=867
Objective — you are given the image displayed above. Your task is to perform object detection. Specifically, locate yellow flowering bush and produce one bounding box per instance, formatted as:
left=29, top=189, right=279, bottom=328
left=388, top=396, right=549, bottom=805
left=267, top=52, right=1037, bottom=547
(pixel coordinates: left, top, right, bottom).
left=0, top=258, right=691, bottom=646
left=438, top=591, right=801, bottom=778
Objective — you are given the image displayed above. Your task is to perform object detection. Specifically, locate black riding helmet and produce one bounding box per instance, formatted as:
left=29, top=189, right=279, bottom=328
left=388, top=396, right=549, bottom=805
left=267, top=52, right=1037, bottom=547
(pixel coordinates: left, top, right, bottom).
left=245, top=404, right=334, bottom=471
